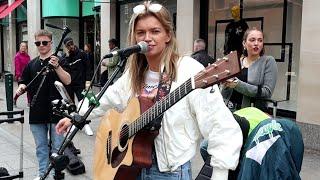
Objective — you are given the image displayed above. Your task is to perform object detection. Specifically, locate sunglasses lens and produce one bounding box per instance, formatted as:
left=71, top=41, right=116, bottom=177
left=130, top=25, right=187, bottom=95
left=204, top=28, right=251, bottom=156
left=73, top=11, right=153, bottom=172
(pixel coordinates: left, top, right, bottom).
left=133, top=4, right=145, bottom=14
left=42, top=41, right=49, bottom=46
left=35, top=41, right=50, bottom=46
left=149, top=4, right=162, bottom=12
left=133, top=4, right=162, bottom=14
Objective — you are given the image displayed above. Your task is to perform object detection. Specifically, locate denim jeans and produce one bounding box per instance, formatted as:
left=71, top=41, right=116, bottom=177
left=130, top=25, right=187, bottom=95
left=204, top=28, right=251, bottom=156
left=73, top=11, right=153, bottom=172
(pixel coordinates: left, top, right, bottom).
left=30, top=123, right=64, bottom=176
left=137, top=153, right=192, bottom=180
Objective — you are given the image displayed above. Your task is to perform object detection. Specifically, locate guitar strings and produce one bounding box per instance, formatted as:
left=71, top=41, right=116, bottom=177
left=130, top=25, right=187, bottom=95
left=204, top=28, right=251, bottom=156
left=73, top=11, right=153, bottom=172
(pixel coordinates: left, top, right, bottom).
left=119, top=79, right=193, bottom=139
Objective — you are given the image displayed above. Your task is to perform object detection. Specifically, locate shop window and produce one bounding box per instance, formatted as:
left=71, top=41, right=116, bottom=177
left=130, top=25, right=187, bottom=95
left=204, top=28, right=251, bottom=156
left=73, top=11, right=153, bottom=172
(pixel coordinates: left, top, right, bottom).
left=44, top=18, right=80, bottom=56
left=208, top=0, right=302, bottom=115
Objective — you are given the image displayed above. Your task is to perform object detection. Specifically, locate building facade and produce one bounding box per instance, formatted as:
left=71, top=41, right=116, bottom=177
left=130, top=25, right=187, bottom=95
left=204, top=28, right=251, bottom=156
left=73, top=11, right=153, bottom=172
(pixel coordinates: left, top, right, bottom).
left=0, top=0, right=319, bottom=150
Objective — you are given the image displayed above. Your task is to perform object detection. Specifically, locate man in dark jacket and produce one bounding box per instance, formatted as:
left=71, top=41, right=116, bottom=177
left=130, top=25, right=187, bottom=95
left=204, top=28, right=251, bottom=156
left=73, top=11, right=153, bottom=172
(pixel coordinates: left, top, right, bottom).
left=63, top=37, right=87, bottom=101
left=191, top=39, right=215, bottom=67
left=63, top=37, right=93, bottom=136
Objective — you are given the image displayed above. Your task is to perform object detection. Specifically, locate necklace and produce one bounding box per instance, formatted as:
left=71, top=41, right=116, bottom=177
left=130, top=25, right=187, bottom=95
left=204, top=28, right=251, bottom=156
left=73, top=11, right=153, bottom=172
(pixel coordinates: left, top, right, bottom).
left=243, top=56, right=260, bottom=68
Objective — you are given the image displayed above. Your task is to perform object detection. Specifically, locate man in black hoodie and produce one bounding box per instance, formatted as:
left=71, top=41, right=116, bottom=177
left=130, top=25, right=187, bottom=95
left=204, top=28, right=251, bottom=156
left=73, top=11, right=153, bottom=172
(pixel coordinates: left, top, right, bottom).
left=191, top=39, right=215, bottom=67
left=63, top=37, right=93, bottom=136
left=63, top=37, right=87, bottom=101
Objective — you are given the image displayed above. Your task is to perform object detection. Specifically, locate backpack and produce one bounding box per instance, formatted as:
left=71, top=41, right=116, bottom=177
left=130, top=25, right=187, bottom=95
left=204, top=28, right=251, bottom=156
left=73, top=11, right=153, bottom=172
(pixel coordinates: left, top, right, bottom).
left=0, top=167, right=9, bottom=177
left=64, top=141, right=86, bottom=175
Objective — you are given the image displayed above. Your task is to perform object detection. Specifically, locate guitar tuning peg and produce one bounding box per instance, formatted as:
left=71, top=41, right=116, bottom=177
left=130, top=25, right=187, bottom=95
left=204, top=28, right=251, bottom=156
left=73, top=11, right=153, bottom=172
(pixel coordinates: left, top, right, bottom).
left=213, top=74, right=219, bottom=79
left=202, top=69, right=208, bottom=74
left=217, top=58, right=221, bottom=61
left=202, top=80, right=208, bottom=85
left=223, top=57, right=229, bottom=61
left=212, top=63, right=217, bottom=68
left=225, top=70, right=230, bottom=74
left=210, top=86, right=215, bottom=93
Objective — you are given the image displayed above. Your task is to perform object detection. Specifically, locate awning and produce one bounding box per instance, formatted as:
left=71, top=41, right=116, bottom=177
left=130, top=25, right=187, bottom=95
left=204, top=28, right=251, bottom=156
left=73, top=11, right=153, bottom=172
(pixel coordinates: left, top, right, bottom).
left=0, top=0, right=24, bottom=19
left=0, top=4, right=8, bottom=14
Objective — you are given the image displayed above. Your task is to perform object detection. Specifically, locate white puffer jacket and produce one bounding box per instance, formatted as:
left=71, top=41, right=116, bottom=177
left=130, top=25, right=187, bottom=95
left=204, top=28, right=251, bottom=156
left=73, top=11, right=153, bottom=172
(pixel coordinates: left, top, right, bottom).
left=79, top=56, right=242, bottom=180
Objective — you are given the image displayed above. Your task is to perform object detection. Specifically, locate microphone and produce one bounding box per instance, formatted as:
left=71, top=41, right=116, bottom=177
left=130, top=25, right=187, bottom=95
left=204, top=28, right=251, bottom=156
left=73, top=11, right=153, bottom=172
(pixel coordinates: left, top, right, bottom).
left=102, top=41, right=148, bottom=59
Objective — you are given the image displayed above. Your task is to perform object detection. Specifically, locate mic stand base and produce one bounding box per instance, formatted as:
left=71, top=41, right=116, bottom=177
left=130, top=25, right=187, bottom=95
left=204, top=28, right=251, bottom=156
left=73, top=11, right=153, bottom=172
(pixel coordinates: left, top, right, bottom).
left=53, top=171, right=64, bottom=180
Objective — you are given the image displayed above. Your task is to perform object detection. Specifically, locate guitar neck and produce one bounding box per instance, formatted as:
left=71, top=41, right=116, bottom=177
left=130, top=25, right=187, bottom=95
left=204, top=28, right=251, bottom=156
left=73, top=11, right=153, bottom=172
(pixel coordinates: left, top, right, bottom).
left=129, top=78, right=194, bottom=137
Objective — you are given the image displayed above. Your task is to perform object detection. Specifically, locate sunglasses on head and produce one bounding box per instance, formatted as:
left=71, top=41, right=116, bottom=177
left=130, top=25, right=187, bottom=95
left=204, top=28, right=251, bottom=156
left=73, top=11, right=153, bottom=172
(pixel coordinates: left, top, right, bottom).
left=34, top=41, right=51, bottom=47
left=133, top=3, right=162, bottom=15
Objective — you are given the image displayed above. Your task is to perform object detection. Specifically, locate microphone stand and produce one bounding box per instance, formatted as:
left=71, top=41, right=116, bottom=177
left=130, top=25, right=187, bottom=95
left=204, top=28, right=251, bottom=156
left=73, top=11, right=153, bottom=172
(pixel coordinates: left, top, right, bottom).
left=40, top=53, right=128, bottom=180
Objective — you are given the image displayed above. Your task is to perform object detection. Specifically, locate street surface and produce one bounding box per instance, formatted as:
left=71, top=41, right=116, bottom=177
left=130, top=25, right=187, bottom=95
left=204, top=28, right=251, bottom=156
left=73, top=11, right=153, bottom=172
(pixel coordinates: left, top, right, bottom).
left=0, top=81, right=319, bottom=179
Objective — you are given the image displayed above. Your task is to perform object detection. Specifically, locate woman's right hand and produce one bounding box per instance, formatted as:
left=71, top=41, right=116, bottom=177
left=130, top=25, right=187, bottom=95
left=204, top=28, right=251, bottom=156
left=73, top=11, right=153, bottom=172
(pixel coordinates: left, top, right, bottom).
left=56, top=118, right=72, bottom=135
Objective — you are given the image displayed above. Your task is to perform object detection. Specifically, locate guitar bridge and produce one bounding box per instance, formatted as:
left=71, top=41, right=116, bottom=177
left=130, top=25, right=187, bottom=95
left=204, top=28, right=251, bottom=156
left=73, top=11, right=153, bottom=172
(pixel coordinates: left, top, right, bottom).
left=106, top=131, right=112, bottom=164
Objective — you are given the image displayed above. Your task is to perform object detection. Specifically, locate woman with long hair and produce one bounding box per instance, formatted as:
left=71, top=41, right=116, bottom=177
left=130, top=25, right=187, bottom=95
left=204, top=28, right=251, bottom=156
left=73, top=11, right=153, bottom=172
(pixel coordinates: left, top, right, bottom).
left=56, top=1, right=242, bottom=179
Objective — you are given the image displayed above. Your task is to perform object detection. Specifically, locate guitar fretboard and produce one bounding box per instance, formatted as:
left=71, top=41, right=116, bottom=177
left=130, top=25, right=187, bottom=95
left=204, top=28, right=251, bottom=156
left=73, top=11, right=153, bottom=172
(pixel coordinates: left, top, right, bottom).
left=128, top=78, right=193, bottom=137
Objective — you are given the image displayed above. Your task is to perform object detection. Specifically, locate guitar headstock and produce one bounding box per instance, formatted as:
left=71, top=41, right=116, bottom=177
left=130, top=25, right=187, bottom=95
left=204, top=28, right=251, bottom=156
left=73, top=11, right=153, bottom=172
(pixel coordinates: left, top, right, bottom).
left=194, top=51, right=240, bottom=89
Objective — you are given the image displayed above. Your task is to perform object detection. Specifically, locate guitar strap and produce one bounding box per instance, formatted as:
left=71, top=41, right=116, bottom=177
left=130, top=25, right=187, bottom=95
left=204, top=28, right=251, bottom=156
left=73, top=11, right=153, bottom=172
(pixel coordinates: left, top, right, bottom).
left=147, top=71, right=172, bottom=131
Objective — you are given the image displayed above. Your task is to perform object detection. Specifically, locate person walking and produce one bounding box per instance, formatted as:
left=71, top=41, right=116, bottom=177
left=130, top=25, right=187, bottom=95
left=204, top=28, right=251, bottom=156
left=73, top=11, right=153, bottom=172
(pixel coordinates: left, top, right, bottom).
left=14, top=41, right=31, bottom=105
left=100, top=38, right=121, bottom=85
left=191, top=38, right=215, bottom=67
left=63, top=37, right=93, bottom=136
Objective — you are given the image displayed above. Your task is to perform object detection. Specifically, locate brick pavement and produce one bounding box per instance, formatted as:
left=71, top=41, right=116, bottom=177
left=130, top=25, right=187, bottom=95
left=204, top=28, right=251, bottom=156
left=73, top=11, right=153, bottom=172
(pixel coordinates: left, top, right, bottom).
left=0, top=80, right=319, bottom=180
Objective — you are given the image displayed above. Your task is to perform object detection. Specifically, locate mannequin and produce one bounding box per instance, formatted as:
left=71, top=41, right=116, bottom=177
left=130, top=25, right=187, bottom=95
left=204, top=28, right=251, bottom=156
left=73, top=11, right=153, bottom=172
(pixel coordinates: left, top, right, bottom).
left=223, top=5, right=248, bottom=57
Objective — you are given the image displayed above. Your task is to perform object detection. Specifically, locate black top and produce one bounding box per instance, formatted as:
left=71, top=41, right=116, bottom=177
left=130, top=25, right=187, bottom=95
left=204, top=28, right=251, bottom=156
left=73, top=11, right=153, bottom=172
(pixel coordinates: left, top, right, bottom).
left=191, top=50, right=215, bottom=67
left=224, top=19, right=249, bottom=55
left=85, top=52, right=94, bottom=81
left=62, top=47, right=88, bottom=89
left=229, top=67, right=248, bottom=110
left=19, top=56, right=68, bottom=124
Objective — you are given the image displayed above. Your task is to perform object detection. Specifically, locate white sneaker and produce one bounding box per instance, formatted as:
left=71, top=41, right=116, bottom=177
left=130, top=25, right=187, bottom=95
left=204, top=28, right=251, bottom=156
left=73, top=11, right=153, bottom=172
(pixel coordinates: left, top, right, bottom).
left=84, top=124, right=93, bottom=136
left=33, top=177, right=40, bottom=180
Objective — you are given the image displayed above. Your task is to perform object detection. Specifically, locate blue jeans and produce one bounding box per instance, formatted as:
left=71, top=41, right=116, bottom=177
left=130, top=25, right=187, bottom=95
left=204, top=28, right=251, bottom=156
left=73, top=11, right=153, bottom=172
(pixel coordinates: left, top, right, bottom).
left=137, top=153, right=192, bottom=180
left=30, top=123, right=64, bottom=176
left=200, top=140, right=209, bottom=162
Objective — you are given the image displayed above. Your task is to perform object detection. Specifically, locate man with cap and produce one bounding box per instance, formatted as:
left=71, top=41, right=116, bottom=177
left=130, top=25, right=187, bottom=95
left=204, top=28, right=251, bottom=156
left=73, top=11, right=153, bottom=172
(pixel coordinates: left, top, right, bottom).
left=62, top=37, right=93, bottom=136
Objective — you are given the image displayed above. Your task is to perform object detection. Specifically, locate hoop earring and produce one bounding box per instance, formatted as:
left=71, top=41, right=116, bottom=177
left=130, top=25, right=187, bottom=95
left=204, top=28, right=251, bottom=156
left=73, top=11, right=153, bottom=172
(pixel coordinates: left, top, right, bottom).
left=243, top=48, right=248, bottom=57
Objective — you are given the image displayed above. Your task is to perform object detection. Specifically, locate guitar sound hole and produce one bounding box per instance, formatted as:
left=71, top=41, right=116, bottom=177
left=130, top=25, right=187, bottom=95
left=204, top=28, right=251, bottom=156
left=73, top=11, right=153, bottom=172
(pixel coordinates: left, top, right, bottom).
left=119, top=124, right=129, bottom=149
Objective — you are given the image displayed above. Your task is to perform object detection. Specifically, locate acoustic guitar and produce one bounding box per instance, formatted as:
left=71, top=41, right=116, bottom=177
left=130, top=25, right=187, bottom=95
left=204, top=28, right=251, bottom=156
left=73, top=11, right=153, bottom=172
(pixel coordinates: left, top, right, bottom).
left=94, top=51, right=240, bottom=179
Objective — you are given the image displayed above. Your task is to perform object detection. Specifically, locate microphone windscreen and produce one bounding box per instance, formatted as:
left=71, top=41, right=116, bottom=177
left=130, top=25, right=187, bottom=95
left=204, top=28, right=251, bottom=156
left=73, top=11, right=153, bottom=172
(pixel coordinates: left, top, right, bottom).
left=138, top=41, right=148, bottom=54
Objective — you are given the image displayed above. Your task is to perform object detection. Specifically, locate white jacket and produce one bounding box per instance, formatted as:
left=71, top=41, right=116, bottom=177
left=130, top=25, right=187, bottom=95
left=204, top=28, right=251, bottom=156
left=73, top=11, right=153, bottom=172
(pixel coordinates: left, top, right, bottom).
left=79, top=56, right=242, bottom=180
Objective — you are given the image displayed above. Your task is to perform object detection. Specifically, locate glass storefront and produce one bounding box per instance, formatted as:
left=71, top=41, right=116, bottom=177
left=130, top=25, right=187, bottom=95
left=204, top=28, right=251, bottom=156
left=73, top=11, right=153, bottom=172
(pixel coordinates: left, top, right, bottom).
left=207, top=0, right=303, bottom=114
left=44, top=18, right=80, bottom=56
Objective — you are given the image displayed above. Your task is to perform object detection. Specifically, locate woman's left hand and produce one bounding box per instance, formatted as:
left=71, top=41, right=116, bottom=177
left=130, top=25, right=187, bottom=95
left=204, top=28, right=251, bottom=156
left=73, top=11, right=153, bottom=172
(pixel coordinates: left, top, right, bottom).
left=224, top=78, right=239, bottom=88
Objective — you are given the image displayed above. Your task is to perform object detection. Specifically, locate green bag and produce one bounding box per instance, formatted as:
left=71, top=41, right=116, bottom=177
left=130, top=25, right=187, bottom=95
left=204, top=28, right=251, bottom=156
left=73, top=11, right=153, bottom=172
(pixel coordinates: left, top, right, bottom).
left=234, top=107, right=270, bottom=134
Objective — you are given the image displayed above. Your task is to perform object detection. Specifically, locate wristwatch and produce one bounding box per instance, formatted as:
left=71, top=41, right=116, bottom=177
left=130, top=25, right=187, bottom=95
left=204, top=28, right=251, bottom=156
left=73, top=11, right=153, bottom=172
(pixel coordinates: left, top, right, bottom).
left=233, top=78, right=239, bottom=84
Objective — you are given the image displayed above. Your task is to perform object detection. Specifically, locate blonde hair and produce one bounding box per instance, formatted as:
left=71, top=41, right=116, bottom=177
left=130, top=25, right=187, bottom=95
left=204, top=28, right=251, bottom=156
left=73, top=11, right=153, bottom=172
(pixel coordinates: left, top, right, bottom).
left=34, top=29, right=52, bottom=40
left=126, top=1, right=179, bottom=95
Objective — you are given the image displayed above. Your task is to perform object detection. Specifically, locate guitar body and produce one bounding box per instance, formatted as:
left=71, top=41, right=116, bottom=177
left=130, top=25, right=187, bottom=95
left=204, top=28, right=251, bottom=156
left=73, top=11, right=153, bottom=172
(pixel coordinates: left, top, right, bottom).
left=94, top=97, right=158, bottom=180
